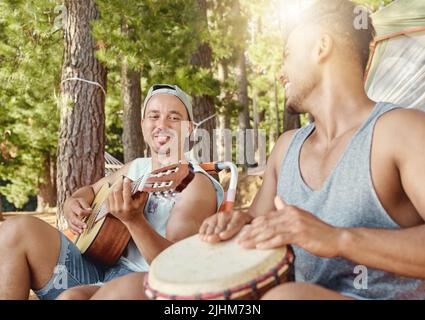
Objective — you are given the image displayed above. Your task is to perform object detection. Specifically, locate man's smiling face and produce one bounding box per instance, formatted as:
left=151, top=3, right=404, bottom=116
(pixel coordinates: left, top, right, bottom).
left=280, top=24, right=321, bottom=115
left=142, top=93, right=192, bottom=156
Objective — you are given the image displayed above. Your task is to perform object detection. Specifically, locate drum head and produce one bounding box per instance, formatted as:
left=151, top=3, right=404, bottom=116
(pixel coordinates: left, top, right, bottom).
left=147, top=232, right=290, bottom=298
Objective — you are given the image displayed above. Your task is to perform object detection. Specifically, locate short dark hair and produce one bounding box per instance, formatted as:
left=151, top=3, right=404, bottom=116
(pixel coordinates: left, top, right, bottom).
left=286, top=0, right=376, bottom=71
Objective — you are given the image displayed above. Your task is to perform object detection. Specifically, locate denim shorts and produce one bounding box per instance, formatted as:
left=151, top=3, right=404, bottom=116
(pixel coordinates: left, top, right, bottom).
left=34, top=232, right=136, bottom=300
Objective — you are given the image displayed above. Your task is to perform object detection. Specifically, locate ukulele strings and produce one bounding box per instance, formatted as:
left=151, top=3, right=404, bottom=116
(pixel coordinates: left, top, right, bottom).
left=85, top=175, right=146, bottom=232
left=84, top=167, right=180, bottom=232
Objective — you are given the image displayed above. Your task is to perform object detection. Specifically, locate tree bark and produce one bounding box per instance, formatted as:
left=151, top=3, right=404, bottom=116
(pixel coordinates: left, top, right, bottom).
left=233, top=0, right=252, bottom=168
left=253, top=91, right=259, bottom=153
left=190, top=0, right=216, bottom=162
left=121, top=59, right=144, bottom=163
left=37, top=153, right=57, bottom=212
left=236, top=52, right=251, bottom=132
left=57, top=0, right=107, bottom=229
left=217, top=61, right=230, bottom=162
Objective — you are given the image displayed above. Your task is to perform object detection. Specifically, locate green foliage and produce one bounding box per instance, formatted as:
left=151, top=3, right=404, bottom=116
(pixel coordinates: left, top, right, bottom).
left=354, top=0, right=394, bottom=10
left=104, top=71, right=124, bottom=161
left=0, top=0, right=395, bottom=208
left=93, top=0, right=216, bottom=95
left=0, top=0, right=61, bottom=208
left=93, top=0, right=220, bottom=160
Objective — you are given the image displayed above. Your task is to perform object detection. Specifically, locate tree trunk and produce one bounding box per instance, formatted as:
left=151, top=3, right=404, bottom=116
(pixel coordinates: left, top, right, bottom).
left=0, top=195, right=3, bottom=221
left=274, top=79, right=281, bottom=136
left=283, top=108, right=301, bottom=132
left=190, top=0, right=216, bottom=162
left=37, top=154, right=57, bottom=212
left=253, top=91, right=259, bottom=153
left=233, top=0, right=252, bottom=168
left=236, top=52, right=251, bottom=132
left=57, top=0, right=107, bottom=229
left=121, top=59, right=144, bottom=163
left=236, top=51, right=254, bottom=168
left=217, top=61, right=231, bottom=162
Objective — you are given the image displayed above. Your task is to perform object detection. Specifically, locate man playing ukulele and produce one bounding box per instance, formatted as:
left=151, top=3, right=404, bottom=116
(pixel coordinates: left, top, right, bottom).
left=0, top=84, right=223, bottom=300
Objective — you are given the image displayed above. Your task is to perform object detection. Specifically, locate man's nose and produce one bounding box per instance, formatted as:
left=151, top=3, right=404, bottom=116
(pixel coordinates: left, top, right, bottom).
left=156, top=116, right=170, bottom=129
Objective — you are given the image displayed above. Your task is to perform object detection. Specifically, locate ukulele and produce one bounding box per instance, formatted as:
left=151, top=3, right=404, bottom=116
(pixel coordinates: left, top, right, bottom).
left=73, top=163, right=195, bottom=266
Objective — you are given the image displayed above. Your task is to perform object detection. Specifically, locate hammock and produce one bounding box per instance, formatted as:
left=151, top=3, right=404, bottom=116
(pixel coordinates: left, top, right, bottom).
left=104, top=152, right=124, bottom=176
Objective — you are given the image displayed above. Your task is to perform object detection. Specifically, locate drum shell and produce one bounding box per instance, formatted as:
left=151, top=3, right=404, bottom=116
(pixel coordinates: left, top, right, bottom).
left=145, top=245, right=295, bottom=300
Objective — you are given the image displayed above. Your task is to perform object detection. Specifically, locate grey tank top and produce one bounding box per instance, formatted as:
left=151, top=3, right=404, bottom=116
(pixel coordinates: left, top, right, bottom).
left=277, top=102, right=425, bottom=299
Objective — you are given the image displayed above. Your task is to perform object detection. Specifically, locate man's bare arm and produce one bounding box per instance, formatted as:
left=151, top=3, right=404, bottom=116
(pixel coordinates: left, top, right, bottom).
left=248, top=129, right=297, bottom=218
left=199, top=129, right=298, bottom=243
left=63, top=162, right=132, bottom=234
left=66, top=162, right=132, bottom=207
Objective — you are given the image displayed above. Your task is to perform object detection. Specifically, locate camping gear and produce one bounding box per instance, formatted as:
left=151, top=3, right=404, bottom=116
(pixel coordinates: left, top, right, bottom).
left=365, top=0, right=425, bottom=111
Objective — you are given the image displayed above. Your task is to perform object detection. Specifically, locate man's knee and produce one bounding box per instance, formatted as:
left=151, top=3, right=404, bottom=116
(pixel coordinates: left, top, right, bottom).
left=261, top=282, right=354, bottom=300
left=0, top=215, right=60, bottom=263
left=56, top=286, right=98, bottom=300
left=92, top=273, right=146, bottom=300
left=0, top=216, right=35, bottom=248
left=261, top=282, right=317, bottom=300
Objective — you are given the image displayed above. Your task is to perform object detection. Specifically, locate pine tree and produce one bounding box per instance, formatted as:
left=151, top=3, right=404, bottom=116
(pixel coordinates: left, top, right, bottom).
left=0, top=0, right=62, bottom=209
left=93, top=0, right=215, bottom=161
left=56, top=0, right=107, bottom=228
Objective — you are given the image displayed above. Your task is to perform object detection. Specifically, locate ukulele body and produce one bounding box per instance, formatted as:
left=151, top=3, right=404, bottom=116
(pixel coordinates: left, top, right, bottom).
left=74, top=183, right=149, bottom=266
left=71, top=163, right=194, bottom=266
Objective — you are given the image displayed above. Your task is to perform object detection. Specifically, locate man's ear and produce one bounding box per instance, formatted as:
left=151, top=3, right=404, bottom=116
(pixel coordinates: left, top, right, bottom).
left=188, top=121, right=194, bottom=136
left=315, top=33, right=333, bottom=64
left=141, top=118, right=148, bottom=142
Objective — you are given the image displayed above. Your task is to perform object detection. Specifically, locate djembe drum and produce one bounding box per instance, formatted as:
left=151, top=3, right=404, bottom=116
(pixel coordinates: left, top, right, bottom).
left=144, top=231, right=294, bottom=300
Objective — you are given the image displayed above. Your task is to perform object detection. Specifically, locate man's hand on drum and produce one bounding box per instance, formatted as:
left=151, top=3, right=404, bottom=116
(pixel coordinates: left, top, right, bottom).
left=237, top=196, right=344, bottom=258
left=199, top=211, right=253, bottom=243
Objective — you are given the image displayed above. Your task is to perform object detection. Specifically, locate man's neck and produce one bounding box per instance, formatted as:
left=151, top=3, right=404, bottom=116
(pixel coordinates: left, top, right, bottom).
left=305, top=67, right=376, bottom=144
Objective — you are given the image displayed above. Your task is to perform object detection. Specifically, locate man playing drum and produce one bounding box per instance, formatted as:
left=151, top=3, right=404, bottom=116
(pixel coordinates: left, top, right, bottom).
left=0, top=84, right=223, bottom=300
left=200, top=0, right=425, bottom=300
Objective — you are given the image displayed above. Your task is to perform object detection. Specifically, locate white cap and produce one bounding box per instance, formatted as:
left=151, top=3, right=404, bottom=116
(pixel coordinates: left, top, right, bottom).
left=142, top=84, right=193, bottom=121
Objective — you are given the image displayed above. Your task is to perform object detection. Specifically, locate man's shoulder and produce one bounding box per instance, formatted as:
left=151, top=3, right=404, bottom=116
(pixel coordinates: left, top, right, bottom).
left=376, top=107, right=425, bottom=137
left=125, top=157, right=152, bottom=180
left=128, top=157, right=152, bottom=166
left=272, top=128, right=301, bottom=160
left=374, top=107, right=425, bottom=160
left=277, top=128, right=299, bottom=146
left=266, top=128, right=301, bottom=177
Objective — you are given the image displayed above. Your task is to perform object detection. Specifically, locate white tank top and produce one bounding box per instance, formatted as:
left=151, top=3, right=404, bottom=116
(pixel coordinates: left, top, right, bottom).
left=118, top=158, right=224, bottom=272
